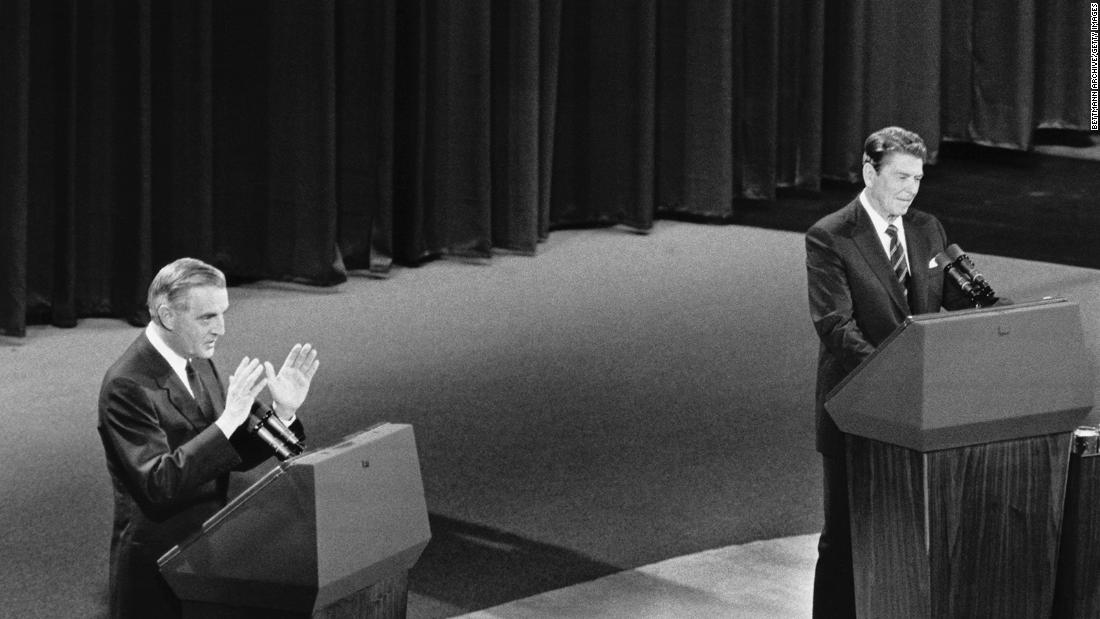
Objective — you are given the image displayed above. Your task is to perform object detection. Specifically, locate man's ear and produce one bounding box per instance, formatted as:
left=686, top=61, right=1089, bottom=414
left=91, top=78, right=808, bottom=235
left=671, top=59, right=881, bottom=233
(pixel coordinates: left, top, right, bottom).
left=861, top=161, right=876, bottom=188
left=157, top=304, right=175, bottom=331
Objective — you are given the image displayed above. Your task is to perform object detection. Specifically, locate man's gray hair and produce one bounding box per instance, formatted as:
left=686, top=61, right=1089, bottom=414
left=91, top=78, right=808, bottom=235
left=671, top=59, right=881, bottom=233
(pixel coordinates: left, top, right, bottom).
left=147, top=258, right=226, bottom=323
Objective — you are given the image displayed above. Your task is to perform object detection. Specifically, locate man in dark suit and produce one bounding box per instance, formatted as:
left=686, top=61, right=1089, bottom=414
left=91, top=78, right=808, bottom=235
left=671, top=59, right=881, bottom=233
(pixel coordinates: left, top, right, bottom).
left=805, top=127, right=972, bottom=617
left=97, top=257, right=320, bottom=618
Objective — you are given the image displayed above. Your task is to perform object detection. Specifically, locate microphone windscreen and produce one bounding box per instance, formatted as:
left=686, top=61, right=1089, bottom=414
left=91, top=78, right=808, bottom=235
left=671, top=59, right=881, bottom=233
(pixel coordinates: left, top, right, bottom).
left=936, top=250, right=975, bottom=293
left=247, top=413, right=295, bottom=460
left=265, top=413, right=303, bottom=453
left=944, top=244, right=964, bottom=260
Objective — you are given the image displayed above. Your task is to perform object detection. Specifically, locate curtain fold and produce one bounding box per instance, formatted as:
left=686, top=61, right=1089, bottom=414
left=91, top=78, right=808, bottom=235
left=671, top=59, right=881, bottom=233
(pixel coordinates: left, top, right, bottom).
left=941, top=0, right=1091, bottom=149
left=267, top=0, right=342, bottom=283
left=25, top=0, right=155, bottom=327
left=655, top=0, right=735, bottom=216
left=942, top=0, right=1036, bottom=149
left=1036, top=0, right=1093, bottom=130
left=335, top=0, right=396, bottom=274
left=490, top=0, right=548, bottom=253
left=656, top=0, right=823, bottom=214
left=152, top=0, right=213, bottom=265
left=1, top=0, right=30, bottom=336
left=210, top=1, right=344, bottom=284
left=777, top=0, right=824, bottom=190
left=0, top=0, right=1092, bottom=336
left=552, top=0, right=657, bottom=230
left=823, top=0, right=943, bottom=180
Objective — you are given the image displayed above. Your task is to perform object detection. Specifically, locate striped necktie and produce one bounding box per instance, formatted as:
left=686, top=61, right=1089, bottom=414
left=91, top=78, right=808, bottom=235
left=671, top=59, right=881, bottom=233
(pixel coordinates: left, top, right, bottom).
left=885, top=224, right=909, bottom=286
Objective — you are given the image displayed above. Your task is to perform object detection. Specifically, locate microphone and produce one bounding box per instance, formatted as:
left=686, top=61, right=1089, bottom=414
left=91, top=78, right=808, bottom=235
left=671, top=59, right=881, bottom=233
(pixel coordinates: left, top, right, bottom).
left=933, top=253, right=975, bottom=296
left=934, top=244, right=999, bottom=307
left=944, top=245, right=994, bottom=292
left=246, top=410, right=304, bottom=461
left=262, top=410, right=304, bottom=454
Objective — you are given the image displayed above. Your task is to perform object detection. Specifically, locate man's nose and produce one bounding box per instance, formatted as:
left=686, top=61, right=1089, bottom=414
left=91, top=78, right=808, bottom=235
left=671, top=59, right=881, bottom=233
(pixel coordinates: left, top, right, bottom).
left=212, top=315, right=225, bottom=335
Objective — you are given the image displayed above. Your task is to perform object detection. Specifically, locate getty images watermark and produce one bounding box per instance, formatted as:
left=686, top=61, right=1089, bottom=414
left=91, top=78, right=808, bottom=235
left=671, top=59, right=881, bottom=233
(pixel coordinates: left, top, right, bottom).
left=1092, top=3, right=1099, bottom=130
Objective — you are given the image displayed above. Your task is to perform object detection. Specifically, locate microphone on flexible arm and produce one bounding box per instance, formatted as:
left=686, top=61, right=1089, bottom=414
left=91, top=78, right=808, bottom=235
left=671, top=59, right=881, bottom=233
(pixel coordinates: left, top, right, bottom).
left=933, top=244, right=999, bottom=307
left=246, top=408, right=305, bottom=461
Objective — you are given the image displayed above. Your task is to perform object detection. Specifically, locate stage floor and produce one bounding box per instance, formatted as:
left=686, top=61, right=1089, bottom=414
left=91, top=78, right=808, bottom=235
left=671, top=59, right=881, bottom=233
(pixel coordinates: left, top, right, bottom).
left=3, top=221, right=1098, bottom=618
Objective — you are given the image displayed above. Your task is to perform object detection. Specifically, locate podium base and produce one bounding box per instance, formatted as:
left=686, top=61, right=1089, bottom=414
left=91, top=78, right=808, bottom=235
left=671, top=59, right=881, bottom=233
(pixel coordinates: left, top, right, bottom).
left=1054, top=450, right=1100, bottom=617
left=180, top=573, right=409, bottom=619
left=847, top=432, right=1071, bottom=618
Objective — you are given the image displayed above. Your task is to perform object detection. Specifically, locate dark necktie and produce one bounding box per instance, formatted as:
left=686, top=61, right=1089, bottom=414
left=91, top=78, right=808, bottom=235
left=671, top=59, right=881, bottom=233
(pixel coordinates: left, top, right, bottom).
left=885, top=224, right=909, bottom=286
left=186, top=360, right=212, bottom=419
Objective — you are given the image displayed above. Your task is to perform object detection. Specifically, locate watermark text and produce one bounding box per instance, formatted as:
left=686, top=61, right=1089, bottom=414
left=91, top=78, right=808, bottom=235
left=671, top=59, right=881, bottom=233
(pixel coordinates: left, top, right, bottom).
left=1091, top=3, right=1098, bottom=129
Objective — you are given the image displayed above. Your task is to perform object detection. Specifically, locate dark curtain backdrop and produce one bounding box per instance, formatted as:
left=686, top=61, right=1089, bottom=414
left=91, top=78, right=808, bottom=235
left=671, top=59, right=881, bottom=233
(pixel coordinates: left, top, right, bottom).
left=0, top=0, right=1091, bottom=336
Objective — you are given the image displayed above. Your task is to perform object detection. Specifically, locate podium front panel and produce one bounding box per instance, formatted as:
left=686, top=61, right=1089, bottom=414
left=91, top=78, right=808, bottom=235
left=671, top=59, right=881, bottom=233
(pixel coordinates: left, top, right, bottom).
left=304, top=424, right=431, bottom=606
left=159, top=423, right=431, bottom=613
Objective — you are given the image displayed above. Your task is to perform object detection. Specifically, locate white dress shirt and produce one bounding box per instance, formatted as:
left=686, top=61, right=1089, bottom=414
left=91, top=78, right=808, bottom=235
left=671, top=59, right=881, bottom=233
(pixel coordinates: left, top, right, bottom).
left=859, top=190, right=908, bottom=272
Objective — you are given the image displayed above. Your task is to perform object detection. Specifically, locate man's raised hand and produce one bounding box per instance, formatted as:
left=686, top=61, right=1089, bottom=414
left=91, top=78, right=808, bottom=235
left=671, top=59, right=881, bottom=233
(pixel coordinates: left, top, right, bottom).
left=220, top=357, right=267, bottom=430
left=264, top=343, right=320, bottom=419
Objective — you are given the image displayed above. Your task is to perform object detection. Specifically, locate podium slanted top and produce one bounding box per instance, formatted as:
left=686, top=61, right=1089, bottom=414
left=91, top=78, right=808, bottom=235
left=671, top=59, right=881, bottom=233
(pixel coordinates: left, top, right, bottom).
left=826, top=298, right=1095, bottom=452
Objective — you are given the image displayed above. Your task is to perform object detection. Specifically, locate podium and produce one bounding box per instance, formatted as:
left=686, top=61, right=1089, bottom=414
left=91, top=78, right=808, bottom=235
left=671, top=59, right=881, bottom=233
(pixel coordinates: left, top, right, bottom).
left=158, top=423, right=431, bottom=618
left=1052, top=432, right=1100, bottom=617
left=826, top=298, right=1094, bottom=618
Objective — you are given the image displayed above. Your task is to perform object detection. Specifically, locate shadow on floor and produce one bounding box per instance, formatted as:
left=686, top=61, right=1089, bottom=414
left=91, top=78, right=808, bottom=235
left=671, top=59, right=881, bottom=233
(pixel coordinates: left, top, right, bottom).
left=409, top=514, right=623, bottom=613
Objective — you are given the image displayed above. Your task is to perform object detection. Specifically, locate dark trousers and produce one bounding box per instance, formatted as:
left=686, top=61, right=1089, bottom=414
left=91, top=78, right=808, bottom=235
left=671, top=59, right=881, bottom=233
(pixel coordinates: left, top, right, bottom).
left=813, top=452, right=856, bottom=618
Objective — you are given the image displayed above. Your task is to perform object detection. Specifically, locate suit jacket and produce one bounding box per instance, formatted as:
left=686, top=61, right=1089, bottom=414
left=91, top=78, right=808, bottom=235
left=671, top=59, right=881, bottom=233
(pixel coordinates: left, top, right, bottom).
left=97, top=332, right=304, bottom=618
left=806, top=197, right=969, bottom=456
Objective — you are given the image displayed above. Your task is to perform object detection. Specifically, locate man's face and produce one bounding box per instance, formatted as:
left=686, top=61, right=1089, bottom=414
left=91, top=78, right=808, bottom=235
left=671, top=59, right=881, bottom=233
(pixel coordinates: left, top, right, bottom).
left=161, top=285, right=228, bottom=359
left=863, top=152, right=924, bottom=220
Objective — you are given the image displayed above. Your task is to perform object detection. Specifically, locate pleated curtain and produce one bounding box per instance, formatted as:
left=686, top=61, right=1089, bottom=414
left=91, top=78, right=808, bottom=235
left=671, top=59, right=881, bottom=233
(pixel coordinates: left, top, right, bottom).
left=0, top=0, right=1091, bottom=336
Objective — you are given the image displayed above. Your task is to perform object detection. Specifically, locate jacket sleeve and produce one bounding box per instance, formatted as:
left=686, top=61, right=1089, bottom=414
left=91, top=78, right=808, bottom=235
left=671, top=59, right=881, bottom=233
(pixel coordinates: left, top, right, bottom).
left=99, top=376, right=242, bottom=507
left=806, top=226, right=876, bottom=373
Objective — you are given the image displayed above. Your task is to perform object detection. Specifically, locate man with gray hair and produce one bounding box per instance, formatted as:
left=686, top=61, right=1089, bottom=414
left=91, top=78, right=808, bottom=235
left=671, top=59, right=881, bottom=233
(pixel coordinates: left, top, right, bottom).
left=97, top=257, right=320, bottom=618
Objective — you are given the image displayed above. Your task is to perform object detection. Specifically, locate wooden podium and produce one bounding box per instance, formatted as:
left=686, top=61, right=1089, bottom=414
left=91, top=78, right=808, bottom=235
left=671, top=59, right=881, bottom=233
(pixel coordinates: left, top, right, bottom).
left=158, top=423, right=432, bottom=618
left=1052, top=434, right=1100, bottom=617
left=826, top=298, right=1094, bottom=618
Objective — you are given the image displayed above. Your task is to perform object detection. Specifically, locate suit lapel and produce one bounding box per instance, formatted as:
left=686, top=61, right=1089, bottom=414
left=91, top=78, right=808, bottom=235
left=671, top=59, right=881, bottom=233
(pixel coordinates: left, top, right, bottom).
left=161, top=372, right=210, bottom=430
left=137, top=334, right=210, bottom=431
left=849, top=203, right=909, bottom=315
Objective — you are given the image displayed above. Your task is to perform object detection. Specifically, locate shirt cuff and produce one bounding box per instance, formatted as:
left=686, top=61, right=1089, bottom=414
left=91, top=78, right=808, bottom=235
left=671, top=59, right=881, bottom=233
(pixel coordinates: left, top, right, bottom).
left=272, top=401, right=297, bottom=426
left=214, top=414, right=237, bottom=439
